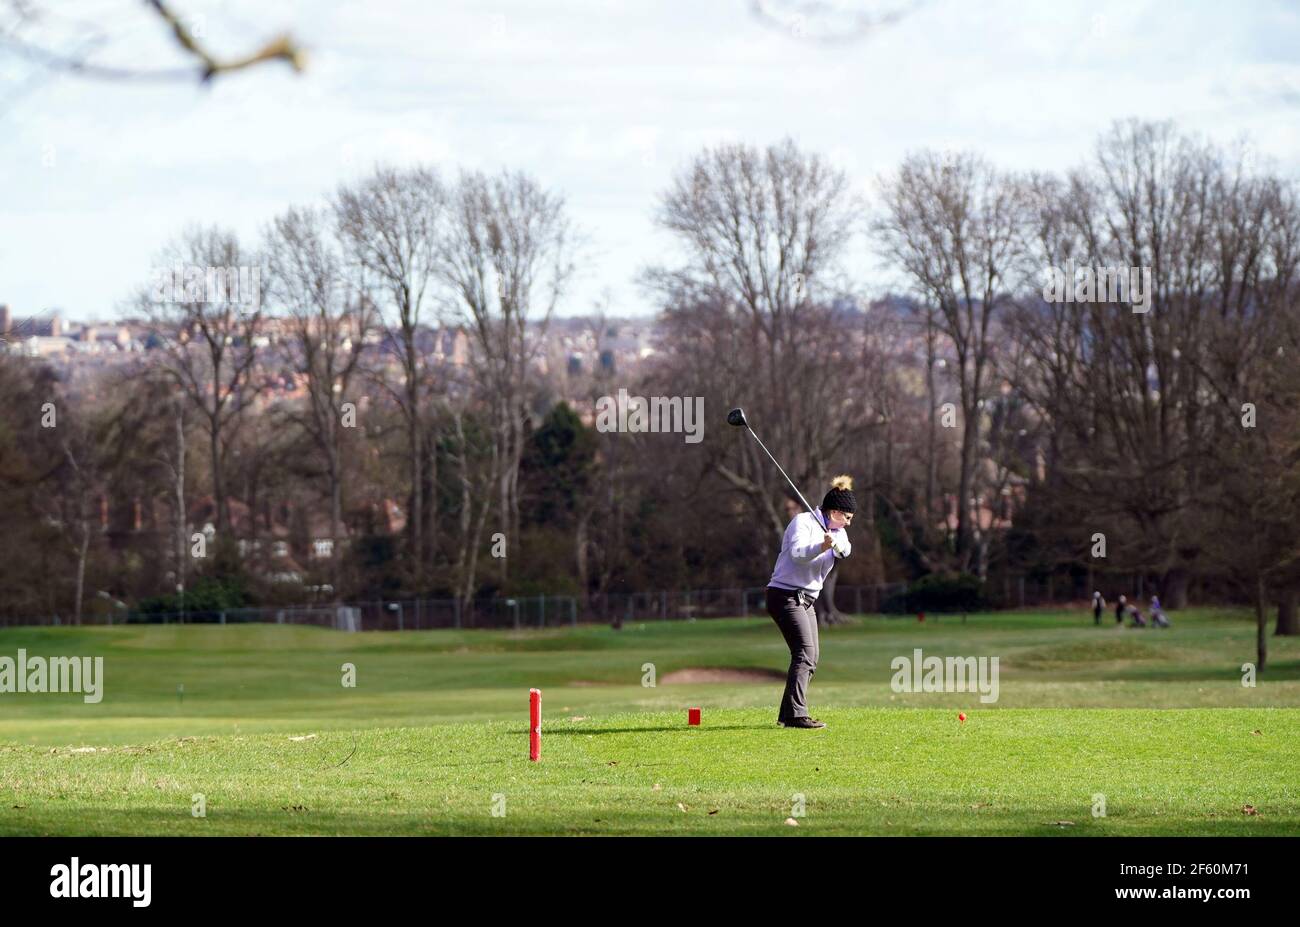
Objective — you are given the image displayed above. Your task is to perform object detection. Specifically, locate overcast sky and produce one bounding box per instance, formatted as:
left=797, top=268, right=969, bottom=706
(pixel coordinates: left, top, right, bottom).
left=3, top=0, right=1300, bottom=322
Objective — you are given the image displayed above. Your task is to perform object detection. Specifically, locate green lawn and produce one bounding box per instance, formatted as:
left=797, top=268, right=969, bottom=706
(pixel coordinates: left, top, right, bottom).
left=1, top=608, right=1298, bottom=835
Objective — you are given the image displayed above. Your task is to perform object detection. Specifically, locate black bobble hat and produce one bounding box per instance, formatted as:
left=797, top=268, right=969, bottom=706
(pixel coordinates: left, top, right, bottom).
left=821, top=474, right=856, bottom=515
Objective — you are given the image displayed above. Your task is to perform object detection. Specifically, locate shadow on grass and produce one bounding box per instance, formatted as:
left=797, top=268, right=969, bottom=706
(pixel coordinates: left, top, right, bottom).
left=536, top=724, right=774, bottom=736
left=6, top=804, right=1297, bottom=837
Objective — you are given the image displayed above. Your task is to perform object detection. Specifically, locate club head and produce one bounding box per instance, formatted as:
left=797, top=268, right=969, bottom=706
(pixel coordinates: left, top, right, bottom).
left=726, top=407, right=748, bottom=428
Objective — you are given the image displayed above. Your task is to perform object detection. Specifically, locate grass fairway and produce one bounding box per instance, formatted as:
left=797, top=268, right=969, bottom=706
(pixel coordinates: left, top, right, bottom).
left=1, top=607, right=1298, bottom=835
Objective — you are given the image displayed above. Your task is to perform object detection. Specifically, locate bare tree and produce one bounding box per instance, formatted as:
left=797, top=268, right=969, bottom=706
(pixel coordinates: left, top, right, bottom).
left=265, top=204, right=375, bottom=594
left=1012, top=122, right=1300, bottom=608
left=874, top=150, right=1022, bottom=574
left=647, top=138, right=863, bottom=579
left=335, top=166, right=445, bottom=590
left=437, top=169, right=576, bottom=586
left=439, top=383, right=497, bottom=608
left=0, top=0, right=305, bottom=85
left=59, top=436, right=94, bottom=624
left=141, top=226, right=264, bottom=538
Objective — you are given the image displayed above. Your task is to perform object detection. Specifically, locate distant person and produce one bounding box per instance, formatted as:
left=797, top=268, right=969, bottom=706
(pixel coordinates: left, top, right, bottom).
left=1151, top=595, right=1170, bottom=628
left=1128, top=603, right=1146, bottom=627
left=1114, top=594, right=1127, bottom=625
left=1092, top=591, right=1105, bottom=625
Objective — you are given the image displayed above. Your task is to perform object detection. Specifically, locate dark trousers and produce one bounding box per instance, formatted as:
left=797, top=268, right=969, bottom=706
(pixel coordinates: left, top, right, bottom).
left=766, top=586, right=819, bottom=721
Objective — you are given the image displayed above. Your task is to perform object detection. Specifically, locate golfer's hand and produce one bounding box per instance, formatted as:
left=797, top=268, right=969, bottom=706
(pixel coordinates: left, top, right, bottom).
left=821, top=534, right=834, bottom=552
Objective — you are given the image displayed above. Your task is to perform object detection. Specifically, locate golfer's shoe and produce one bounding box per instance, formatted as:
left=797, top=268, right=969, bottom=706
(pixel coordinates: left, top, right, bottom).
left=778, top=716, right=826, bottom=729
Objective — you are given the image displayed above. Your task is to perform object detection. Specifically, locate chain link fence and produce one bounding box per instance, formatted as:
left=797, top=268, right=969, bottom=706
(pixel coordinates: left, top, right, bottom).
left=1, top=583, right=914, bottom=630
left=2, top=573, right=1189, bottom=630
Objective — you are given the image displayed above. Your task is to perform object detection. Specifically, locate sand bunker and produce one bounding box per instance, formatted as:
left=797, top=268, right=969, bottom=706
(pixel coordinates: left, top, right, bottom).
left=660, top=667, right=785, bottom=684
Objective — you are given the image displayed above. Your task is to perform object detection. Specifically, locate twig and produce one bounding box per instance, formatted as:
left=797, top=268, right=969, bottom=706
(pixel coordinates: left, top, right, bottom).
left=145, top=0, right=305, bottom=83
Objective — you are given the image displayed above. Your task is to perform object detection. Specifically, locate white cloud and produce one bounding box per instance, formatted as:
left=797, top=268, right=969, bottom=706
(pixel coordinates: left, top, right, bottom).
left=3, top=0, right=1300, bottom=319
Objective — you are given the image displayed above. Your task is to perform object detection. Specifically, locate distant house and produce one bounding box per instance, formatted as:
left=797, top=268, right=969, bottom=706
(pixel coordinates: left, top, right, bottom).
left=1, top=308, right=139, bottom=359
left=356, top=499, right=406, bottom=536
left=369, top=325, right=469, bottom=366
left=186, top=496, right=352, bottom=585
left=76, top=324, right=131, bottom=349
left=90, top=493, right=171, bottom=565
left=176, top=492, right=424, bottom=583
left=937, top=462, right=1029, bottom=534
left=0, top=304, right=61, bottom=342
left=15, top=336, right=72, bottom=357
left=431, top=326, right=469, bottom=365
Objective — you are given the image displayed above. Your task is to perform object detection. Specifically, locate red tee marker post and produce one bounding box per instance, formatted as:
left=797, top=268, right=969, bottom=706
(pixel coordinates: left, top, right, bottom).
left=529, top=688, right=542, bottom=761
left=688, top=707, right=701, bottom=726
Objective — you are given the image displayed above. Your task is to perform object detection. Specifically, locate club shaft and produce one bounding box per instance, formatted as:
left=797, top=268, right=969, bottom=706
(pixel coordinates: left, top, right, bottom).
left=745, top=427, right=828, bottom=531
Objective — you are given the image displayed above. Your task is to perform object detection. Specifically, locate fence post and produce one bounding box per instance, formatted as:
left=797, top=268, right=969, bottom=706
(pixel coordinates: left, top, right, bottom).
left=570, top=597, right=577, bottom=626
left=741, top=589, right=748, bottom=618
left=855, top=586, right=862, bottom=616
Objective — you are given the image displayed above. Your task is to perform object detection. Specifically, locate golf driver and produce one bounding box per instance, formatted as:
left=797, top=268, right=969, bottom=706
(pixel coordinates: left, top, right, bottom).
left=726, top=407, right=829, bottom=533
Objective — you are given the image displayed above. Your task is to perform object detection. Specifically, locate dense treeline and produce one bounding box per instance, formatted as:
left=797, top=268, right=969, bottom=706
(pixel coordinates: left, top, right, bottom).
left=2, top=120, right=1297, bottom=662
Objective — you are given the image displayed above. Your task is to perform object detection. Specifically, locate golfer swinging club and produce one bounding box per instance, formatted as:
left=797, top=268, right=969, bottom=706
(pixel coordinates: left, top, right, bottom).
left=765, top=475, right=855, bottom=729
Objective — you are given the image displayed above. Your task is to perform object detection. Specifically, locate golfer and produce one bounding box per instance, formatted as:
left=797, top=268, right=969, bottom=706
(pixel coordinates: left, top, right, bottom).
left=765, top=475, right=855, bottom=729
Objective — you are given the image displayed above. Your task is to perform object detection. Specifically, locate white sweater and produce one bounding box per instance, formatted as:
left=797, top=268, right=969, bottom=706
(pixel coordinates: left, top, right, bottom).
left=767, top=507, right=851, bottom=595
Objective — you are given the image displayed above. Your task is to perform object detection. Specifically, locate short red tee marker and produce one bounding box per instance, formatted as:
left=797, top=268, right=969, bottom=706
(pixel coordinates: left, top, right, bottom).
left=688, top=707, right=701, bottom=726
left=529, top=688, right=542, bottom=761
